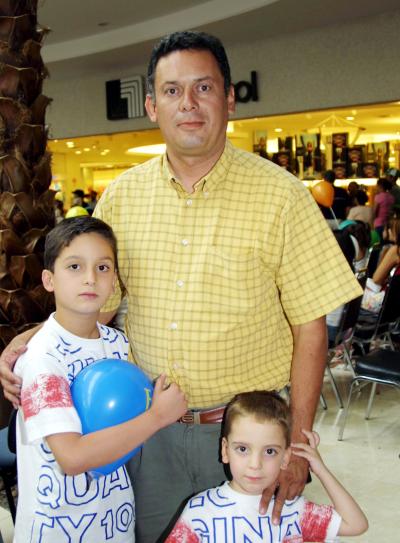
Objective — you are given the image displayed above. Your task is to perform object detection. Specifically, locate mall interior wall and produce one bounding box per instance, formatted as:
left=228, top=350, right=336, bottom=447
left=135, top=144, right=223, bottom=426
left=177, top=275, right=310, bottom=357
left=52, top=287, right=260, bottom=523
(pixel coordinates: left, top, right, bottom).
left=45, top=9, right=400, bottom=140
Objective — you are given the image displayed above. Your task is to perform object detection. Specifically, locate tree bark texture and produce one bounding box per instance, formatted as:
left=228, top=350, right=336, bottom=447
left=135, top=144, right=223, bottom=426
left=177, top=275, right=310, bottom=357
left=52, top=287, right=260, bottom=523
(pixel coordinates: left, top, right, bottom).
left=0, top=0, right=55, bottom=360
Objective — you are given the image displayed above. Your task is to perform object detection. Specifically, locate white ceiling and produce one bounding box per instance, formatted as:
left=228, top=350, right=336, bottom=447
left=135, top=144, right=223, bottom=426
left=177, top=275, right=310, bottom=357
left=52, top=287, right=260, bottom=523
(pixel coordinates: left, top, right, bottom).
left=39, top=0, right=400, bottom=74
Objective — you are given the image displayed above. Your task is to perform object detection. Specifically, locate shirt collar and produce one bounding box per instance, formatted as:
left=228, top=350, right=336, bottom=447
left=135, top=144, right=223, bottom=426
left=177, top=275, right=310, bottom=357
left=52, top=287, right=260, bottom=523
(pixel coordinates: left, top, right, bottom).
left=160, top=139, right=234, bottom=195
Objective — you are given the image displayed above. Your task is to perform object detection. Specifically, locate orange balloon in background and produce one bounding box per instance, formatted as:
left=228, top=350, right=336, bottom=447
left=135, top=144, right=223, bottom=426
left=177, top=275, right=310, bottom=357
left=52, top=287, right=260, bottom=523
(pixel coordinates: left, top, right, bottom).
left=311, top=181, right=334, bottom=208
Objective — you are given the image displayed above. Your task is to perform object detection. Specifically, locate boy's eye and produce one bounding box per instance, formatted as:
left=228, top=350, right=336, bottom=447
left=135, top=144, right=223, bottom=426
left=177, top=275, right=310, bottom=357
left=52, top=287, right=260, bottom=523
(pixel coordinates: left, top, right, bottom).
left=235, top=445, right=248, bottom=454
left=264, top=448, right=277, bottom=456
left=98, top=264, right=110, bottom=272
left=68, top=264, right=80, bottom=270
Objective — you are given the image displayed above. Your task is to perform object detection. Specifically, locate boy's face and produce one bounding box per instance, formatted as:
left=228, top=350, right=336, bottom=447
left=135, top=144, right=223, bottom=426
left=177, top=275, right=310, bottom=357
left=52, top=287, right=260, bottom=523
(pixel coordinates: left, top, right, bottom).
left=221, top=414, right=291, bottom=496
left=42, top=233, right=116, bottom=322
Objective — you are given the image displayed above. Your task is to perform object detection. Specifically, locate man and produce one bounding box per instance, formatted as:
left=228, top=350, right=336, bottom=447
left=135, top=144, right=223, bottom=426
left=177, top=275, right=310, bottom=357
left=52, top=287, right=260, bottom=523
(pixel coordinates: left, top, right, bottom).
left=1, top=31, right=361, bottom=542
left=321, top=169, right=351, bottom=228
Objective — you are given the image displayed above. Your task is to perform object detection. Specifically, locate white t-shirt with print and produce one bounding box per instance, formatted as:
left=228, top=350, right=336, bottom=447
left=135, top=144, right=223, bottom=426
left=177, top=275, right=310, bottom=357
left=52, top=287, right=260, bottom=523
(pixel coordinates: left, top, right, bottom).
left=14, top=314, right=135, bottom=543
left=166, top=481, right=341, bottom=542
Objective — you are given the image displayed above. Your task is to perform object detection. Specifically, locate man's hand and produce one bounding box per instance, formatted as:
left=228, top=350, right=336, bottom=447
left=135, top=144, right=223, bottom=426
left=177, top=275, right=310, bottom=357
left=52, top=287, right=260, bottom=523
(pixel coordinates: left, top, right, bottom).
left=259, top=455, right=309, bottom=524
left=0, top=343, right=25, bottom=408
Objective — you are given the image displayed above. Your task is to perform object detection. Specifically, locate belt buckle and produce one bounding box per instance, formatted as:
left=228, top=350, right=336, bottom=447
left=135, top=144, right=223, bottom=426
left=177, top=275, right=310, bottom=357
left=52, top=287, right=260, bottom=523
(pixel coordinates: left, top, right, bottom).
left=180, top=411, right=195, bottom=424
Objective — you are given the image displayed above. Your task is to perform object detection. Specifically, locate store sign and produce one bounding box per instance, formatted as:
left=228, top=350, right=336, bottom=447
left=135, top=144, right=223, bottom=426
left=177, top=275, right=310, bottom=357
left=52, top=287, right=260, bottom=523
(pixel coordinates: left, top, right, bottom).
left=106, top=76, right=145, bottom=120
left=106, top=70, right=259, bottom=120
left=234, top=71, right=259, bottom=103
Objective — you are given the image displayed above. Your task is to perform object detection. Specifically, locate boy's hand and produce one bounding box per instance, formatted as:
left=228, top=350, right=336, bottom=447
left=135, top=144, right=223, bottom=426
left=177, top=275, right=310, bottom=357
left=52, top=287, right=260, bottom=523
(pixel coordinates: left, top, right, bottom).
left=291, top=429, right=325, bottom=477
left=0, top=342, right=25, bottom=408
left=151, top=374, right=188, bottom=427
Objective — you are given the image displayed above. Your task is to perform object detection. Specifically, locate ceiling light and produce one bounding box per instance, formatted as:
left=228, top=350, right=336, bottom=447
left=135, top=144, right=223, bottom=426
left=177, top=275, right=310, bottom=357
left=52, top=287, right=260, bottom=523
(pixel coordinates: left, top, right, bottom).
left=346, top=116, right=355, bottom=121
left=83, top=147, right=90, bottom=152
left=66, top=141, right=75, bottom=148
left=126, top=144, right=166, bottom=155
left=75, top=150, right=82, bottom=155
left=274, top=128, right=283, bottom=133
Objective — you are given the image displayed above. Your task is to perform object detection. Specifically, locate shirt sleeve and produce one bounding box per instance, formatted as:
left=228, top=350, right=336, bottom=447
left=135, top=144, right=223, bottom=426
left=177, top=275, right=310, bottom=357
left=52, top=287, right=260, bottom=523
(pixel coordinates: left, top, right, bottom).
left=300, top=498, right=342, bottom=541
left=276, top=183, right=362, bottom=325
left=165, top=517, right=201, bottom=542
left=15, top=350, right=82, bottom=444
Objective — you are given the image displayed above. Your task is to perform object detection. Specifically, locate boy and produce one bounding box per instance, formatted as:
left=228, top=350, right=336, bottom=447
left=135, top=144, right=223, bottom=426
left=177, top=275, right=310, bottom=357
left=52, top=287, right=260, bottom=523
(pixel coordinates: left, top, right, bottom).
left=166, top=391, right=367, bottom=542
left=13, top=216, right=187, bottom=542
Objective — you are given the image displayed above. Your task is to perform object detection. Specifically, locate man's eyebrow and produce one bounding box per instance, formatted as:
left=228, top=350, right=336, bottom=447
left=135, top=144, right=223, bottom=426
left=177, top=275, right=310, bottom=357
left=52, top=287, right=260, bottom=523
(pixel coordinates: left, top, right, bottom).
left=161, top=76, right=215, bottom=85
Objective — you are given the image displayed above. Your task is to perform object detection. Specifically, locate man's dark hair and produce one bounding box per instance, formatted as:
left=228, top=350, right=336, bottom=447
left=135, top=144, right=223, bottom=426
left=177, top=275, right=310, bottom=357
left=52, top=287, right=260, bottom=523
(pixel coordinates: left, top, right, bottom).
left=44, top=216, right=118, bottom=272
left=323, top=170, right=336, bottom=184
left=377, top=177, right=392, bottom=192
left=146, top=31, right=232, bottom=99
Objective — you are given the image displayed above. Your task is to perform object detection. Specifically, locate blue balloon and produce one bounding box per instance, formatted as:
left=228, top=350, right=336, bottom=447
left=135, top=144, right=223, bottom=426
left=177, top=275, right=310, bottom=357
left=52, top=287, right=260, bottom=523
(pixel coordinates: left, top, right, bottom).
left=71, top=358, right=153, bottom=477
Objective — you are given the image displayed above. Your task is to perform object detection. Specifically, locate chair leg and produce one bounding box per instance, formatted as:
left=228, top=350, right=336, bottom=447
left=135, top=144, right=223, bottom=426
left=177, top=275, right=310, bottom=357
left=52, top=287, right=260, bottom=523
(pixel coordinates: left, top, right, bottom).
left=320, top=393, right=327, bottom=410
left=338, top=378, right=359, bottom=440
left=365, top=382, right=377, bottom=420
left=326, top=365, right=343, bottom=409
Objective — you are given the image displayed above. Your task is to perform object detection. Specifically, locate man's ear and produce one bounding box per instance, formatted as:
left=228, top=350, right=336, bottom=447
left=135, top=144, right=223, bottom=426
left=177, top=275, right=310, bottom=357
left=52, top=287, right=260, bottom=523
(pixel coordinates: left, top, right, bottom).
left=221, top=437, right=229, bottom=464
left=227, top=84, right=236, bottom=115
left=145, top=94, right=157, bottom=123
left=280, top=447, right=291, bottom=471
left=42, top=269, right=54, bottom=293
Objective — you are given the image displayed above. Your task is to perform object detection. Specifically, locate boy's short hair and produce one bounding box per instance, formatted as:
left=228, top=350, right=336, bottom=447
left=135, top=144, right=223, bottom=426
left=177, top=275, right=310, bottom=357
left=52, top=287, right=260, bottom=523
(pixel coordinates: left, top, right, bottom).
left=146, top=30, right=232, bottom=99
left=222, top=390, right=291, bottom=447
left=44, top=216, right=118, bottom=272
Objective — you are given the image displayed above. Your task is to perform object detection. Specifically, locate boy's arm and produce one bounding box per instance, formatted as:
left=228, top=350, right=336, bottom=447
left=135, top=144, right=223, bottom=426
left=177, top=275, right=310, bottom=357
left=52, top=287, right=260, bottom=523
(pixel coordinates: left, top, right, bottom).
left=292, top=430, right=368, bottom=537
left=46, top=375, right=187, bottom=476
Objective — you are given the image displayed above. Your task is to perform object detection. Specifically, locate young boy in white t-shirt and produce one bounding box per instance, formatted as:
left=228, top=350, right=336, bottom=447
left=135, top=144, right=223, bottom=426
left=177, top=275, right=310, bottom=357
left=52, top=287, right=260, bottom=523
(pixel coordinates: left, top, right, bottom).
left=13, top=216, right=187, bottom=542
left=166, top=390, right=368, bottom=542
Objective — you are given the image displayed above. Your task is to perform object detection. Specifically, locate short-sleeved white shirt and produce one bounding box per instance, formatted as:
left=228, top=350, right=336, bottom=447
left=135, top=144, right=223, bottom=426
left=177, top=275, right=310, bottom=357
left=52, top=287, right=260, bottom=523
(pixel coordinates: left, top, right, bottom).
left=14, top=314, right=134, bottom=543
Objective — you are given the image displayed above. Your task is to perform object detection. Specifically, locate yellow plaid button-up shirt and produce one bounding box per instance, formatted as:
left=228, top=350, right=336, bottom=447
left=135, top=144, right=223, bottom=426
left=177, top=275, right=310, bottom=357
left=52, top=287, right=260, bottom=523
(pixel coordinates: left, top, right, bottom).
left=95, top=140, right=361, bottom=408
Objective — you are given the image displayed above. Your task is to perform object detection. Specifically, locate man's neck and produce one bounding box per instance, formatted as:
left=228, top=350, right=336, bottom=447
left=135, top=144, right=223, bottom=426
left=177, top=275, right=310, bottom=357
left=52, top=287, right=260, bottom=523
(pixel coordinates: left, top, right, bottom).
left=167, top=143, right=226, bottom=193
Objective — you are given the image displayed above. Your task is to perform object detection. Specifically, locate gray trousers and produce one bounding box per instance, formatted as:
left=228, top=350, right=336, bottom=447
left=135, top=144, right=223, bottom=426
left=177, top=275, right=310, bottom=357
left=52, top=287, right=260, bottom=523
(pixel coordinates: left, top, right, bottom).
left=127, top=422, right=226, bottom=542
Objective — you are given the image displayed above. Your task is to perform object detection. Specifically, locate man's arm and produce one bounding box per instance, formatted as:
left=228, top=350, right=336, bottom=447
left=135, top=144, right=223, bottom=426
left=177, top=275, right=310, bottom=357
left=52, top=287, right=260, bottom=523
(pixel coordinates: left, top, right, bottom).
left=260, top=316, right=327, bottom=522
left=0, top=324, right=42, bottom=406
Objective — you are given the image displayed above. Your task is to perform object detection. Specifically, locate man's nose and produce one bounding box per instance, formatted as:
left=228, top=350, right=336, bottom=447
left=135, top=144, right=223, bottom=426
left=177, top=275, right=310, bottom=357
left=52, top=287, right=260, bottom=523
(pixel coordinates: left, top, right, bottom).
left=179, top=88, right=198, bottom=111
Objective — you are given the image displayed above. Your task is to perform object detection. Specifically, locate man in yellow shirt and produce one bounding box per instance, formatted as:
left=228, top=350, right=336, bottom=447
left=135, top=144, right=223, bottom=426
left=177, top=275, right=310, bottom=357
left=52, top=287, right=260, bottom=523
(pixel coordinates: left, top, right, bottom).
left=1, top=31, right=361, bottom=542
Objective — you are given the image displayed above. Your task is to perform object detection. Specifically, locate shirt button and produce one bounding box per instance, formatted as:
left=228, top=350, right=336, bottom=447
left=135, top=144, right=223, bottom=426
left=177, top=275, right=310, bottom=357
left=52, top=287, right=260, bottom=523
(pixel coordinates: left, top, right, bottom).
left=176, top=280, right=184, bottom=288
left=181, top=239, right=189, bottom=246
left=186, top=199, right=193, bottom=206
left=170, top=322, right=178, bottom=330
left=173, top=363, right=180, bottom=370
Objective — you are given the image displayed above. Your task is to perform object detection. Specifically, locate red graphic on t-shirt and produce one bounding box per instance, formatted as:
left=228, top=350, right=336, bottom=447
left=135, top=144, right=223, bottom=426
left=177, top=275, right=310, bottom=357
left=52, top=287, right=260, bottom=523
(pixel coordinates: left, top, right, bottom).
left=300, top=500, right=333, bottom=541
left=22, top=374, right=73, bottom=420
left=165, top=520, right=200, bottom=542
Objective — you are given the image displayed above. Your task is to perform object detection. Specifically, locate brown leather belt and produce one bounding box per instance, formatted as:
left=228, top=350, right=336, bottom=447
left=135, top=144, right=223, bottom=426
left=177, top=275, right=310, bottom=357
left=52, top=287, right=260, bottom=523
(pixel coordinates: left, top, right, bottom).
left=179, top=405, right=225, bottom=424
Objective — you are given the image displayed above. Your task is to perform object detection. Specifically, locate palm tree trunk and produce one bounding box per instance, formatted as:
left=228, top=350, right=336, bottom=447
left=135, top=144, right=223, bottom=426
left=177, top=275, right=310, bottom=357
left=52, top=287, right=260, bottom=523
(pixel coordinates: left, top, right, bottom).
left=0, top=0, right=54, bottom=422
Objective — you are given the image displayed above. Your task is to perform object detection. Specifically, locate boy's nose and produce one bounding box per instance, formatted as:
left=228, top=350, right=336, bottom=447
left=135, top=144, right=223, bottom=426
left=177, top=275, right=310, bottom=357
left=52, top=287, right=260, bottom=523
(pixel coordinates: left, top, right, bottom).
left=249, top=453, right=262, bottom=470
left=84, top=269, right=96, bottom=284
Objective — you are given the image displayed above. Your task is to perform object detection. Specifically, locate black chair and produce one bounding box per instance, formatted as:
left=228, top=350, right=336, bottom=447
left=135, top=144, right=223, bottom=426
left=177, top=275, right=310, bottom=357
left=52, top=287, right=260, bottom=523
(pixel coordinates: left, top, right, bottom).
left=323, top=277, right=366, bottom=409
left=0, top=410, right=17, bottom=523
left=366, top=245, right=382, bottom=278
left=338, top=348, right=400, bottom=440
left=352, top=272, right=400, bottom=355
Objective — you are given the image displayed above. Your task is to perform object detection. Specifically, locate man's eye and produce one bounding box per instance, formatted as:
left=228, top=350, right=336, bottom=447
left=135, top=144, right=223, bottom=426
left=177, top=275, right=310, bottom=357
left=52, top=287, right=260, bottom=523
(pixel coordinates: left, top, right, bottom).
left=166, top=88, right=178, bottom=95
left=199, top=84, right=211, bottom=92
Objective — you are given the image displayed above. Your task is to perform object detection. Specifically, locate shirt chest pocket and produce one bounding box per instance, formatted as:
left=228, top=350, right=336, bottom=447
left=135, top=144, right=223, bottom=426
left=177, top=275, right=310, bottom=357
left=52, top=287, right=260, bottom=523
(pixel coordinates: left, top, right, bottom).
left=200, top=246, right=268, bottom=313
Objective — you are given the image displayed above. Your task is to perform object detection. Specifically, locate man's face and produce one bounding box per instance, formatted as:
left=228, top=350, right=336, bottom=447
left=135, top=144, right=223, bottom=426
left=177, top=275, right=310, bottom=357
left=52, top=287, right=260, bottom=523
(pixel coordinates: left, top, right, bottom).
left=145, top=49, right=235, bottom=161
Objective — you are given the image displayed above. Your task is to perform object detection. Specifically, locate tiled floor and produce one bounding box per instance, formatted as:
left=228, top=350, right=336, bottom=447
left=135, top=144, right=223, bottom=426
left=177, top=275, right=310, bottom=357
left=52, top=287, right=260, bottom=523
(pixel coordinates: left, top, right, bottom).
left=0, top=366, right=398, bottom=542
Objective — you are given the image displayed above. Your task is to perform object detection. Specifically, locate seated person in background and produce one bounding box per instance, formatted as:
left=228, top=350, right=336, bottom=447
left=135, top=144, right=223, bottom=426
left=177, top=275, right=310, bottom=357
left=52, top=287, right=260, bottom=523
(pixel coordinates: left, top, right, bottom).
left=340, top=220, right=371, bottom=273
left=347, top=189, right=373, bottom=226
left=372, top=216, right=400, bottom=286
left=166, top=391, right=368, bottom=542
left=13, top=216, right=187, bottom=542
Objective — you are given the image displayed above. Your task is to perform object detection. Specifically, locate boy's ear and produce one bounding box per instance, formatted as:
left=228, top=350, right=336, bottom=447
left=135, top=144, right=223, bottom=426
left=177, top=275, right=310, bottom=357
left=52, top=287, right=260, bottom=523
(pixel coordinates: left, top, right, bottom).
left=221, top=437, right=229, bottom=464
left=42, top=269, right=55, bottom=292
left=280, top=447, right=291, bottom=471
